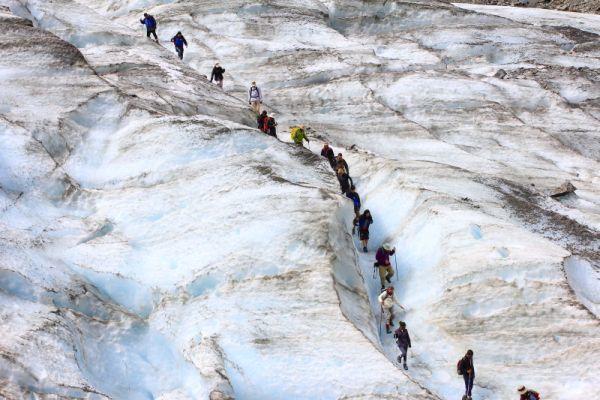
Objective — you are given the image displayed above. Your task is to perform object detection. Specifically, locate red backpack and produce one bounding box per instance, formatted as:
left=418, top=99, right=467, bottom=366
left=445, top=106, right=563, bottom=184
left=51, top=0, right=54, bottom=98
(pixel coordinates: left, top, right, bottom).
left=457, top=358, right=464, bottom=375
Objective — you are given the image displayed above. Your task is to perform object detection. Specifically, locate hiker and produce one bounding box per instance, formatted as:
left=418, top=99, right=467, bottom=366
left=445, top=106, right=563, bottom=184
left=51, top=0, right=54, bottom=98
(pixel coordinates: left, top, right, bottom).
left=170, top=32, right=188, bottom=60
left=257, top=111, right=268, bottom=132
left=248, top=81, right=262, bottom=114
left=210, top=63, right=225, bottom=88
left=337, top=167, right=353, bottom=194
left=518, top=386, right=540, bottom=400
left=346, top=185, right=361, bottom=223
left=265, top=113, right=277, bottom=138
left=357, top=210, right=373, bottom=252
left=378, top=286, right=395, bottom=334
left=458, top=350, right=475, bottom=400
left=140, top=13, right=158, bottom=42
left=321, top=143, right=336, bottom=169
left=335, top=153, right=349, bottom=175
left=375, top=243, right=395, bottom=290
left=290, top=125, right=309, bottom=146
left=394, top=321, right=411, bottom=370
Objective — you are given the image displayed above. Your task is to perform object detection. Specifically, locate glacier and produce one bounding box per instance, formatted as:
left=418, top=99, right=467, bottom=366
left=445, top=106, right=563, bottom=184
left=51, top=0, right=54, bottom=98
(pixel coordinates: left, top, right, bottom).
left=0, top=0, right=599, bottom=399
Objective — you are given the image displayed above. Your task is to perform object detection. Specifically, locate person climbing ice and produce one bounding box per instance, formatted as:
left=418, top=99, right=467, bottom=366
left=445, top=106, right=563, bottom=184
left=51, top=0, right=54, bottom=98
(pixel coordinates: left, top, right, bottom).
left=140, top=13, right=158, bottom=42
left=394, top=321, right=411, bottom=370
left=321, top=143, right=336, bottom=169
left=378, top=286, right=395, bottom=334
left=457, top=349, right=475, bottom=400
left=210, top=63, right=225, bottom=88
left=170, top=31, right=188, bottom=60
left=357, top=210, right=373, bottom=252
left=290, top=125, right=309, bottom=146
left=336, top=166, right=353, bottom=195
left=335, top=153, right=349, bottom=175
left=257, top=111, right=268, bottom=132
left=346, top=185, right=361, bottom=225
left=265, top=113, right=277, bottom=138
left=375, top=243, right=395, bottom=290
left=248, top=81, right=262, bottom=114
left=518, top=386, right=540, bottom=400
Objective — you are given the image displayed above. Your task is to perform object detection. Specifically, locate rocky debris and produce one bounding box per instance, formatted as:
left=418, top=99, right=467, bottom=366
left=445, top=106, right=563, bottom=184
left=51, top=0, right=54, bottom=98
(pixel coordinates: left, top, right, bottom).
left=494, top=68, right=508, bottom=78
left=549, top=181, right=577, bottom=197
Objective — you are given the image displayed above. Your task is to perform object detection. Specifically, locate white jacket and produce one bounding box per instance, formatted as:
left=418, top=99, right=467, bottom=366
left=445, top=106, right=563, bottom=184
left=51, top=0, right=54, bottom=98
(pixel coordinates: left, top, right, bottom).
left=378, top=291, right=394, bottom=310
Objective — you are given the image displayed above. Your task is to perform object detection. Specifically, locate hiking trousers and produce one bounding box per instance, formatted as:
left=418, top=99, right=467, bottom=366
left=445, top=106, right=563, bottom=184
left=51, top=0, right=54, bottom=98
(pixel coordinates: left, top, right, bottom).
left=379, top=265, right=394, bottom=288
left=250, top=100, right=261, bottom=114
left=146, top=29, right=158, bottom=40
left=175, top=46, right=184, bottom=59
left=463, top=373, right=474, bottom=397
left=398, top=345, right=408, bottom=364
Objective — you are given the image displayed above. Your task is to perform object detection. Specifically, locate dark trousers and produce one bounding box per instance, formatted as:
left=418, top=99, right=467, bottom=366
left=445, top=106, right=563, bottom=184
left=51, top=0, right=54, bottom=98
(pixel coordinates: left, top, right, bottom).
left=146, top=29, right=157, bottom=40
left=398, top=345, right=408, bottom=364
left=463, top=373, right=474, bottom=397
left=175, top=46, right=184, bottom=59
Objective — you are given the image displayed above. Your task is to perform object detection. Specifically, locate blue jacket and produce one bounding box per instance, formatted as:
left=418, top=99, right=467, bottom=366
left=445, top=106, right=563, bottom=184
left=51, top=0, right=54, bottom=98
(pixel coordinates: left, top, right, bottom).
left=346, top=191, right=360, bottom=209
left=171, top=35, right=187, bottom=48
left=140, top=15, right=156, bottom=29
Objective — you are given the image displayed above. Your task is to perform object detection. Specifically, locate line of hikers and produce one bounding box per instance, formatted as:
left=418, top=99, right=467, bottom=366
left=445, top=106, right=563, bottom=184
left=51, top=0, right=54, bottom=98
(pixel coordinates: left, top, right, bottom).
left=141, top=11, right=544, bottom=399
left=319, top=141, right=542, bottom=400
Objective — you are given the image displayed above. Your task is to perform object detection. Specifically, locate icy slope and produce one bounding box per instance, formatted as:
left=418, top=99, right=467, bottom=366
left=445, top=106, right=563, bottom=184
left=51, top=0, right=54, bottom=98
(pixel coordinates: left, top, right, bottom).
left=1, top=0, right=600, bottom=399
left=0, top=4, right=432, bottom=400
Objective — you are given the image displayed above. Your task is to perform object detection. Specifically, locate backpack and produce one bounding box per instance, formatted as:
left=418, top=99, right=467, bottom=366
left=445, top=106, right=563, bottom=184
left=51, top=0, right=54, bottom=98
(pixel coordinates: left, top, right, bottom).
left=290, top=127, right=304, bottom=143
left=527, top=392, right=540, bottom=400
left=147, top=16, right=156, bottom=28
left=250, top=86, right=260, bottom=99
left=457, top=358, right=464, bottom=375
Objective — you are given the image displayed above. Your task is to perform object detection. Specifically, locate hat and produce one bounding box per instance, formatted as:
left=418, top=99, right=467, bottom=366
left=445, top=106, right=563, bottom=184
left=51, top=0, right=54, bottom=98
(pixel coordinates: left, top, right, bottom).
left=337, top=153, right=343, bottom=157
left=252, top=81, right=256, bottom=85
left=518, top=386, right=527, bottom=394
left=400, top=321, right=406, bottom=328
left=383, top=243, right=392, bottom=251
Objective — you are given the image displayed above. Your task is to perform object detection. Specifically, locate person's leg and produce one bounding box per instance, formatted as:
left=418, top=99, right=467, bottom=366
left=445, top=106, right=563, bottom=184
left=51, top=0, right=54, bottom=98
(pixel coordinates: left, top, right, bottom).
left=146, top=29, right=151, bottom=38
left=151, top=30, right=158, bottom=41
left=400, top=346, right=407, bottom=364
left=217, top=79, right=223, bottom=88
left=378, top=267, right=386, bottom=289
left=467, top=375, right=474, bottom=398
left=463, top=374, right=469, bottom=396
left=177, top=47, right=184, bottom=59
left=385, top=265, right=394, bottom=282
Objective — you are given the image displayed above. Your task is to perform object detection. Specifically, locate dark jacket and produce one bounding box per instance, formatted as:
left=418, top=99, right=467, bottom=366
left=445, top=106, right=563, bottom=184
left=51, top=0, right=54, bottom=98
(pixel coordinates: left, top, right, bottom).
left=337, top=172, right=353, bottom=194
left=140, top=15, right=156, bottom=29
left=257, top=113, right=267, bottom=131
left=375, top=247, right=395, bottom=266
left=346, top=191, right=360, bottom=209
left=520, top=391, right=540, bottom=400
left=211, top=66, right=225, bottom=81
left=459, top=356, right=475, bottom=376
left=336, top=158, right=349, bottom=175
left=394, top=328, right=411, bottom=349
left=321, top=146, right=335, bottom=167
left=171, top=34, right=187, bottom=48
left=266, top=117, right=277, bottom=137
left=358, top=214, right=373, bottom=231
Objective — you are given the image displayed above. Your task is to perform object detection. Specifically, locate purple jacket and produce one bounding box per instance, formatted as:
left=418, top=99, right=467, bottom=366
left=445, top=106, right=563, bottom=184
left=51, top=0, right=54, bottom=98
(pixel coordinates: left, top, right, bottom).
left=376, top=247, right=394, bottom=266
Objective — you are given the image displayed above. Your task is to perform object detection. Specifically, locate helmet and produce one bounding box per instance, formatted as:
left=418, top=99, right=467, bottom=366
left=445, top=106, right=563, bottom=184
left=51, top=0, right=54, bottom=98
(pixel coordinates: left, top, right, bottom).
left=383, top=243, right=392, bottom=251
left=518, top=386, right=527, bottom=394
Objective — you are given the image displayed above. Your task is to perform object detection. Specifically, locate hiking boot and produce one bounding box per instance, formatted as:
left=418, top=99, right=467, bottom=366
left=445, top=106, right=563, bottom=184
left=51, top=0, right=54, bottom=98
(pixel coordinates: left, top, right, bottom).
left=381, top=286, right=385, bottom=291
left=397, top=356, right=402, bottom=363
left=385, top=275, right=391, bottom=283
left=363, top=246, right=367, bottom=253
left=403, top=363, right=408, bottom=370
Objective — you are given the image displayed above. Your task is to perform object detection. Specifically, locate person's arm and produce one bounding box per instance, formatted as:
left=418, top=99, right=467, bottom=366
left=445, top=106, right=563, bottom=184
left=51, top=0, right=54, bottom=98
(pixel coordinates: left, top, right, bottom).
left=407, top=331, right=411, bottom=348
left=248, top=88, right=252, bottom=103
left=257, top=87, right=262, bottom=101
left=210, top=68, right=215, bottom=82
left=182, top=36, right=188, bottom=46
left=344, top=160, right=349, bottom=174
left=377, top=292, right=386, bottom=304
left=140, top=18, right=145, bottom=24
left=348, top=175, right=353, bottom=187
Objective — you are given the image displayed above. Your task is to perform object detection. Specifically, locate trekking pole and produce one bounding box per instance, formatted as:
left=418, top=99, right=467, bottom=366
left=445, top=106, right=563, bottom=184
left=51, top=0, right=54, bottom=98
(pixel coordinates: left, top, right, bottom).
left=378, top=306, right=383, bottom=337
left=372, top=263, right=376, bottom=279
left=394, top=253, right=399, bottom=281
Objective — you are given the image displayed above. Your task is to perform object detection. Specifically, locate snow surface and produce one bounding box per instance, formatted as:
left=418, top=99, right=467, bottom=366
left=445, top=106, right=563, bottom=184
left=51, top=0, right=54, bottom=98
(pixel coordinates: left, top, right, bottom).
left=1, top=0, right=599, bottom=399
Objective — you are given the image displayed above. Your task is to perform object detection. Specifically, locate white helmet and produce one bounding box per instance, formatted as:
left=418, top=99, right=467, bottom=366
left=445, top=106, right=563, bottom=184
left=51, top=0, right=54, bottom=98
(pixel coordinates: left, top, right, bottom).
left=383, top=243, right=393, bottom=251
